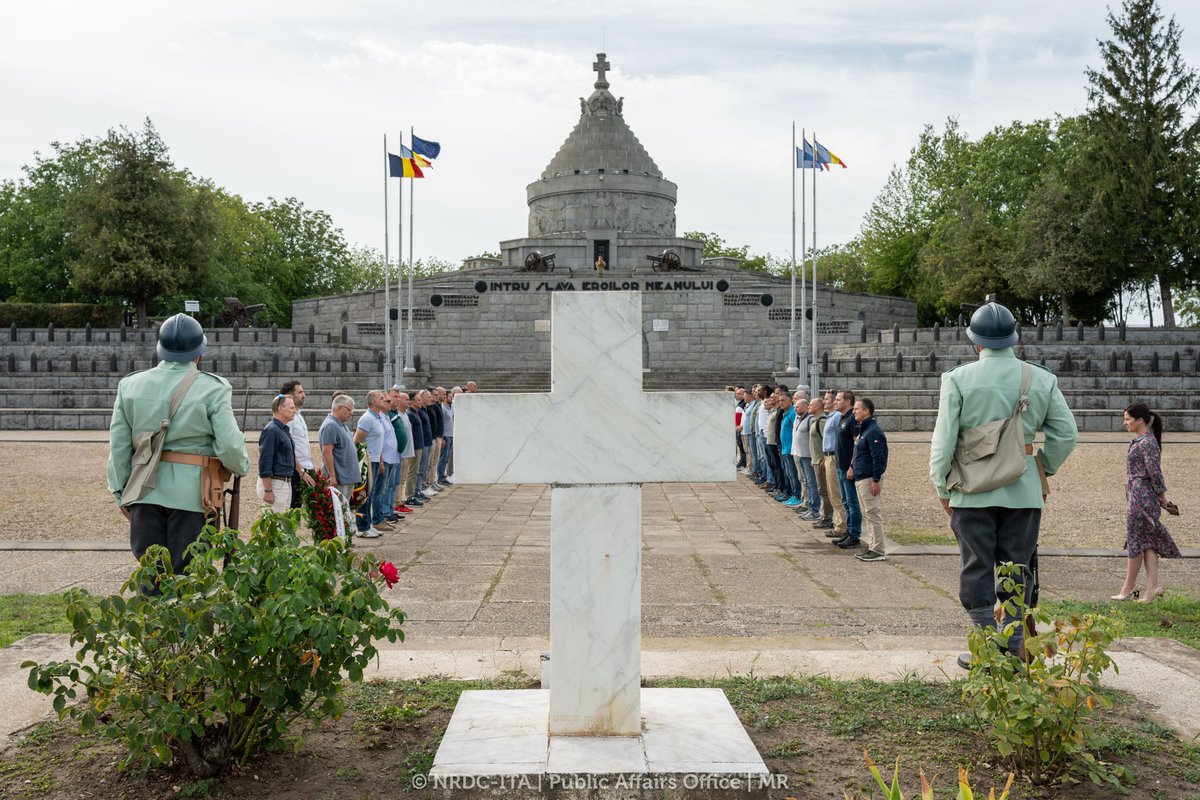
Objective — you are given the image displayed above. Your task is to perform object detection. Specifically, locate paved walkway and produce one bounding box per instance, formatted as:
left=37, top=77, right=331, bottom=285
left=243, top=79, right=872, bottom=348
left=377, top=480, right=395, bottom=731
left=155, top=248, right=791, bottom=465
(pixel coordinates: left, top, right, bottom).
left=3, top=473, right=1199, bottom=749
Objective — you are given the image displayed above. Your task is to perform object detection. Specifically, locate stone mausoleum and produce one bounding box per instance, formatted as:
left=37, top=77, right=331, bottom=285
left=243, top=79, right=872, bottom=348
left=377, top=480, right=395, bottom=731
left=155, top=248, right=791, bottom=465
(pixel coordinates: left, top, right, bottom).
left=294, top=53, right=917, bottom=386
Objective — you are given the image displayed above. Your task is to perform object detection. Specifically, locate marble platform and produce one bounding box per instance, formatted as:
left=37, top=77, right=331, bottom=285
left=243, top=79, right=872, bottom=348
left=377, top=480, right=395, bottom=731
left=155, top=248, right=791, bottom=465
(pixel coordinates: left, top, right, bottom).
left=429, top=688, right=771, bottom=799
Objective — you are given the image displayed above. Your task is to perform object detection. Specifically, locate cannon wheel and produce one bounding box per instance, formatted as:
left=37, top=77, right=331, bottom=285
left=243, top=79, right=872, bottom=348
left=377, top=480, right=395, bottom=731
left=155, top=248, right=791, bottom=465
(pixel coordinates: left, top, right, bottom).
left=524, top=252, right=543, bottom=272
left=662, top=250, right=682, bottom=271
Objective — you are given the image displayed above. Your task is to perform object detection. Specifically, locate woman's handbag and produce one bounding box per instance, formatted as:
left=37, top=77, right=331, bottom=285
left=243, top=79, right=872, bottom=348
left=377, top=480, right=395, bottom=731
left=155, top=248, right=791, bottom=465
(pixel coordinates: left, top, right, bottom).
left=945, top=363, right=1033, bottom=495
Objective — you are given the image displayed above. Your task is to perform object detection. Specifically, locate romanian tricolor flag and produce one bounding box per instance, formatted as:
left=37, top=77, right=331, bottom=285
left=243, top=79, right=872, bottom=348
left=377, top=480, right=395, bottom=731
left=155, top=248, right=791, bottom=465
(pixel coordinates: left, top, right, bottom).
left=401, top=144, right=433, bottom=168
left=815, top=140, right=848, bottom=169
left=388, top=151, right=425, bottom=178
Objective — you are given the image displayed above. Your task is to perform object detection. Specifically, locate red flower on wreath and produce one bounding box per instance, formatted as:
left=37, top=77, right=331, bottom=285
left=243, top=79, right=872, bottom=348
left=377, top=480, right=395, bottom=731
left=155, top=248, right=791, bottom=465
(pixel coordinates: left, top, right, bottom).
left=298, top=469, right=354, bottom=545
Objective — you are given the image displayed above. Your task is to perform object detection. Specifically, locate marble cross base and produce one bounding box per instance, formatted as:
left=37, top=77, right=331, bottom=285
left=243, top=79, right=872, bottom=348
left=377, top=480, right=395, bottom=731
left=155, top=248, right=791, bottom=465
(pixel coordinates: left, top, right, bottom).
left=429, top=688, right=771, bottom=800
left=550, top=485, right=641, bottom=736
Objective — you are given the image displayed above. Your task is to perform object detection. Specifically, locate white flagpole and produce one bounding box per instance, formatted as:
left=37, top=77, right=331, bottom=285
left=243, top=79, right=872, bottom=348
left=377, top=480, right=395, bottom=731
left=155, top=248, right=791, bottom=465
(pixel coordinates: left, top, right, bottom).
left=811, top=135, right=820, bottom=396
left=799, top=129, right=808, bottom=390
left=395, top=131, right=405, bottom=388
left=788, top=122, right=798, bottom=375
left=404, top=126, right=416, bottom=375
left=382, top=134, right=392, bottom=389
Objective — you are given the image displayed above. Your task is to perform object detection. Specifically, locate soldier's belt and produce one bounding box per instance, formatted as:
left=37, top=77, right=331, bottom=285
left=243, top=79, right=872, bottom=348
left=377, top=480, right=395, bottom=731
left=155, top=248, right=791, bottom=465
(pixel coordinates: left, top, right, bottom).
left=161, top=451, right=231, bottom=514
left=161, top=451, right=208, bottom=467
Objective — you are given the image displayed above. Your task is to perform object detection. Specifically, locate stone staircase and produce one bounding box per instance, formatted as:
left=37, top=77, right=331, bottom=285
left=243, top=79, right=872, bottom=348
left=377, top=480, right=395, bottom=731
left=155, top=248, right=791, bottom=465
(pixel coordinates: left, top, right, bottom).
left=2, top=324, right=1198, bottom=431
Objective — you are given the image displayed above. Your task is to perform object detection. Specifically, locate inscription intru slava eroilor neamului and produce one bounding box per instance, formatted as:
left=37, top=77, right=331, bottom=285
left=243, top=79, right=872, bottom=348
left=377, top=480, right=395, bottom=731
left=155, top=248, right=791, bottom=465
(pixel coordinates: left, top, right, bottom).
left=473, top=279, right=731, bottom=293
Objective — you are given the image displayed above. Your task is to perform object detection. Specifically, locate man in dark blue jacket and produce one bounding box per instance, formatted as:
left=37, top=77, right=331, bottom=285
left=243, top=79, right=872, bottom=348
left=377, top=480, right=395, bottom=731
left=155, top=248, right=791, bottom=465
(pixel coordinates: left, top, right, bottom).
left=404, top=394, right=427, bottom=506
left=833, top=390, right=862, bottom=549
left=848, top=398, right=888, bottom=562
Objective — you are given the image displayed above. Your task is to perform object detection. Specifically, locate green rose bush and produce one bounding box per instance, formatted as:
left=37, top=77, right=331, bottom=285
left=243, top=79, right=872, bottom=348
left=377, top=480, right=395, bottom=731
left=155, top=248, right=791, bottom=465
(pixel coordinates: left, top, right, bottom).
left=24, top=510, right=405, bottom=777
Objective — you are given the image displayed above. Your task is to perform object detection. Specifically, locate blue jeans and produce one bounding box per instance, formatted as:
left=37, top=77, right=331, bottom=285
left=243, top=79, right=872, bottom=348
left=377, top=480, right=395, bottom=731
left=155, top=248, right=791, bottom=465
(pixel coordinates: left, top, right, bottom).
left=437, top=435, right=454, bottom=482
left=416, top=444, right=432, bottom=494
left=374, top=462, right=403, bottom=525
left=839, top=470, right=862, bottom=537
left=781, top=452, right=800, bottom=498
left=799, top=456, right=820, bottom=513
left=382, top=461, right=402, bottom=514
left=755, top=434, right=773, bottom=484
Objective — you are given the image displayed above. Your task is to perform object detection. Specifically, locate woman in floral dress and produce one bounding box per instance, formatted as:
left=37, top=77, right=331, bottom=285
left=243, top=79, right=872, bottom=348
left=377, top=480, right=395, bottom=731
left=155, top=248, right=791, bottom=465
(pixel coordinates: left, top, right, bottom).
left=1111, top=403, right=1181, bottom=603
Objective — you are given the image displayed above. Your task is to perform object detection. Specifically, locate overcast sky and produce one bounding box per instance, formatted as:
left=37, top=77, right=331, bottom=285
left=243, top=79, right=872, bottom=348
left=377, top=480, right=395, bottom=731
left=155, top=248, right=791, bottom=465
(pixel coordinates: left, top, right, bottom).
left=4, top=1, right=1200, bottom=270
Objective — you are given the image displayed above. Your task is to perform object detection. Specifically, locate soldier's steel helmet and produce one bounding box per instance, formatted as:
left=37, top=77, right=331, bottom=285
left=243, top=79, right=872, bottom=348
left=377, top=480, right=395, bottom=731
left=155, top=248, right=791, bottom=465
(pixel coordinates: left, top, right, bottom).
left=157, top=313, right=208, bottom=362
left=967, top=302, right=1019, bottom=349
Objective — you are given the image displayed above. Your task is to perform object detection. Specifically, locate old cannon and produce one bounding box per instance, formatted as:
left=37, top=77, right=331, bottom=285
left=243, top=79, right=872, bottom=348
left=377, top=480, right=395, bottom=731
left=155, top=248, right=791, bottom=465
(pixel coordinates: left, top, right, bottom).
left=647, top=249, right=684, bottom=272
left=521, top=251, right=556, bottom=272
left=217, top=297, right=267, bottom=327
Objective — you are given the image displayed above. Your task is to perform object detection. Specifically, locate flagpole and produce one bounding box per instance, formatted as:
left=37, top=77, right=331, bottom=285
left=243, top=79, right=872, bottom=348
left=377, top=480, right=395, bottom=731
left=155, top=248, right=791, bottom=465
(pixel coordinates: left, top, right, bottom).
left=787, top=122, right=798, bottom=375
left=404, top=126, right=416, bottom=375
left=395, top=131, right=405, bottom=388
left=811, top=133, right=820, bottom=397
left=382, top=134, right=393, bottom=389
left=798, top=129, right=808, bottom=390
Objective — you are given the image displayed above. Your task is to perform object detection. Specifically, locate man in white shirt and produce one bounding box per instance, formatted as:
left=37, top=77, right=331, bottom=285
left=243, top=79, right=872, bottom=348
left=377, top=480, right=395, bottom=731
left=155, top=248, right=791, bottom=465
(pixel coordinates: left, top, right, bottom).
left=281, top=381, right=317, bottom=509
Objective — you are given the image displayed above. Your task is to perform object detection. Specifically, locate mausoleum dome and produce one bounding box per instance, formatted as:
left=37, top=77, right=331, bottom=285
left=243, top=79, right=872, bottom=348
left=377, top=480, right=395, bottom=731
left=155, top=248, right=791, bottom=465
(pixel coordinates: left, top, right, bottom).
left=527, top=53, right=678, bottom=238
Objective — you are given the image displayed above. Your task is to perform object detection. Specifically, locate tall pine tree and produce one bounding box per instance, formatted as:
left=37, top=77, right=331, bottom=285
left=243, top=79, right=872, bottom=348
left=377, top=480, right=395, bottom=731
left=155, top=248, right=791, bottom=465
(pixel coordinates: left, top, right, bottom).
left=1085, top=0, right=1200, bottom=327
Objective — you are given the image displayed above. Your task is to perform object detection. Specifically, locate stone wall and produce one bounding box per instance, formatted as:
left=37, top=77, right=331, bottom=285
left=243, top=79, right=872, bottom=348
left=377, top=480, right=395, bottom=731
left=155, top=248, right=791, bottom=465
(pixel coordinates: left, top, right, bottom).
left=291, top=265, right=918, bottom=378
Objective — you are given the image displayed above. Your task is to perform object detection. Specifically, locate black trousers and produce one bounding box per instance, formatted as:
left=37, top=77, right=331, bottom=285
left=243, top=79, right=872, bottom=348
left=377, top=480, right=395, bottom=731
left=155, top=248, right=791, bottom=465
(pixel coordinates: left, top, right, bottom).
left=735, top=430, right=746, bottom=467
left=951, top=506, right=1041, bottom=635
left=129, top=503, right=209, bottom=577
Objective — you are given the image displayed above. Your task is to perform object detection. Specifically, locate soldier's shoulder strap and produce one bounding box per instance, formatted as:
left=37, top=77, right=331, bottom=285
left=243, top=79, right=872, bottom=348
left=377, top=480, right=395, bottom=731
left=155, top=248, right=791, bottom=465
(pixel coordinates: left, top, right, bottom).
left=198, top=370, right=233, bottom=389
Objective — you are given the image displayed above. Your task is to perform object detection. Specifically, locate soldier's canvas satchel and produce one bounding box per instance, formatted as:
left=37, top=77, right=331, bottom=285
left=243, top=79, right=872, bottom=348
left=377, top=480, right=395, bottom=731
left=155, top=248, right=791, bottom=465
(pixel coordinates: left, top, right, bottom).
left=946, top=362, right=1032, bottom=494
left=121, top=370, right=201, bottom=506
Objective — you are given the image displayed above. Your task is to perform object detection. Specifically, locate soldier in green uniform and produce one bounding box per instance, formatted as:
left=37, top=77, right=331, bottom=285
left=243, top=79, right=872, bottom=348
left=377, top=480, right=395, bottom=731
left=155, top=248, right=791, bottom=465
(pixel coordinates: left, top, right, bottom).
left=929, top=302, right=1078, bottom=667
left=107, top=314, right=251, bottom=575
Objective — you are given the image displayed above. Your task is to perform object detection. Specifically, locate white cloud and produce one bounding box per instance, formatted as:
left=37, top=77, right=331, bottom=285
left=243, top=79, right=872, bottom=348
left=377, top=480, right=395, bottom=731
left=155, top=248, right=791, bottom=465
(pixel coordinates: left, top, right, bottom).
left=3, top=0, right=1200, bottom=267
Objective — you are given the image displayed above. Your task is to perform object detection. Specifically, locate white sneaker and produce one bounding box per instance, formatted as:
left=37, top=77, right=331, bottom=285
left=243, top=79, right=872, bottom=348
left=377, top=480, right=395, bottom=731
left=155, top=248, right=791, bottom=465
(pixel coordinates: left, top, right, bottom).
left=423, top=488, right=438, bottom=498
left=442, top=478, right=454, bottom=485
left=360, top=527, right=383, bottom=539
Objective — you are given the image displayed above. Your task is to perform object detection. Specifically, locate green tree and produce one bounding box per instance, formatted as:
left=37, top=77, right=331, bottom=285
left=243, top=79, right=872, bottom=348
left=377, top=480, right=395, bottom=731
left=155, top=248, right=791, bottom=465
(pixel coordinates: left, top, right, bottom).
left=71, top=121, right=216, bottom=327
left=809, top=240, right=869, bottom=293
left=684, top=231, right=785, bottom=274
left=157, top=186, right=280, bottom=324
left=0, top=136, right=106, bottom=304
left=858, top=154, right=943, bottom=323
left=1085, top=0, right=1200, bottom=327
left=250, top=197, right=352, bottom=317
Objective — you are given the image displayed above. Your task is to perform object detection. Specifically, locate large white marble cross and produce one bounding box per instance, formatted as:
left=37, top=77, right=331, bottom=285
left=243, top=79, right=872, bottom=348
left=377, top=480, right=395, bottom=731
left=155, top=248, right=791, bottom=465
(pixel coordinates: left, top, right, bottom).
left=454, top=292, right=731, bottom=736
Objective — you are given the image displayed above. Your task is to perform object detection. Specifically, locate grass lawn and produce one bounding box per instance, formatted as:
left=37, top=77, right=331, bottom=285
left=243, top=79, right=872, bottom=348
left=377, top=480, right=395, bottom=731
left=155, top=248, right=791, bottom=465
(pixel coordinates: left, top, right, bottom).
left=5, top=674, right=1200, bottom=800
left=1042, top=590, right=1200, bottom=651
left=888, top=525, right=956, bottom=546
left=0, top=594, right=80, bottom=649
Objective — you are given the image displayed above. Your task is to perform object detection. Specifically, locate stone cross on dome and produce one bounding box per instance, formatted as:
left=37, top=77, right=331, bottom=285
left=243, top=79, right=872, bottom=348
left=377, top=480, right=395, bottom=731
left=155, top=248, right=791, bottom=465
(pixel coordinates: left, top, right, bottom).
left=593, top=52, right=611, bottom=89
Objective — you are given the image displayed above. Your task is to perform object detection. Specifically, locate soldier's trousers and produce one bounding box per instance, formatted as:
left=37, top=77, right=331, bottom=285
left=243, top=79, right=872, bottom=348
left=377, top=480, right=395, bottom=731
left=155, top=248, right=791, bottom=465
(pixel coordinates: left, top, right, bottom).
left=129, top=503, right=208, bottom=579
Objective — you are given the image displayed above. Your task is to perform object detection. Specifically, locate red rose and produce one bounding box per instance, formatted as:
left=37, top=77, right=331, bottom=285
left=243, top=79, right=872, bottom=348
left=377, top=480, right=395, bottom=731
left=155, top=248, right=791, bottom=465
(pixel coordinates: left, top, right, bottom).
left=379, top=561, right=399, bottom=588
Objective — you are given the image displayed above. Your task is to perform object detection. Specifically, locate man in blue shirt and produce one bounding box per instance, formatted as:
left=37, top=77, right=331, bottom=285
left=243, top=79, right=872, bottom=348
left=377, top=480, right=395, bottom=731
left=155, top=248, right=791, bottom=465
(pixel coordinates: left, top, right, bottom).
left=257, top=394, right=296, bottom=512
left=822, top=390, right=847, bottom=540
left=353, top=390, right=396, bottom=538
left=319, top=395, right=359, bottom=500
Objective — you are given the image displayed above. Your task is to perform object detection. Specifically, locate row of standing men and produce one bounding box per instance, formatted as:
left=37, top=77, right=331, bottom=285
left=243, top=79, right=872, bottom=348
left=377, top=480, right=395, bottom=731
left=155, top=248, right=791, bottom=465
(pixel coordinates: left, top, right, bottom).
left=258, top=381, right=480, bottom=538
left=734, top=384, right=890, bottom=563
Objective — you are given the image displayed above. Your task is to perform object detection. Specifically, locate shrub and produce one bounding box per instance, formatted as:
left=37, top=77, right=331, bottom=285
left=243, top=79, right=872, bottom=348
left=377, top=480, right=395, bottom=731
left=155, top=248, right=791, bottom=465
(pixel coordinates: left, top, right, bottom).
left=0, top=302, right=122, bottom=327
left=24, top=511, right=405, bottom=777
left=959, top=562, right=1126, bottom=786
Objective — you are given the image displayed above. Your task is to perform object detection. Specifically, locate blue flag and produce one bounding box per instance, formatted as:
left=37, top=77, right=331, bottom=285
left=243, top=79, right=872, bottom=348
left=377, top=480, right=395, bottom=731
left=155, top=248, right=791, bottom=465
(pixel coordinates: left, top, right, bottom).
left=412, top=134, right=441, bottom=160
left=796, top=140, right=824, bottom=170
